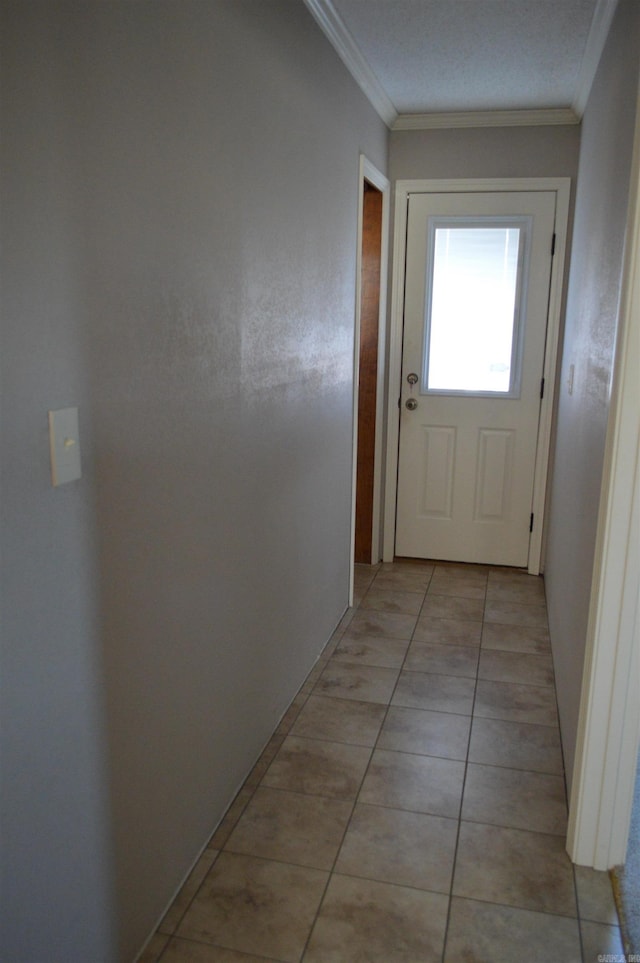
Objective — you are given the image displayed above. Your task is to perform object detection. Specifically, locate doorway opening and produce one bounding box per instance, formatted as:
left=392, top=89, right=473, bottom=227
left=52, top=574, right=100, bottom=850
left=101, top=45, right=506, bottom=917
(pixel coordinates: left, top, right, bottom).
left=355, top=180, right=383, bottom=564
left=383, top=177, right=571, bottom=573
left=395, top=189, right=556, bottom=568
left=349, top=156, right=389, bottom=598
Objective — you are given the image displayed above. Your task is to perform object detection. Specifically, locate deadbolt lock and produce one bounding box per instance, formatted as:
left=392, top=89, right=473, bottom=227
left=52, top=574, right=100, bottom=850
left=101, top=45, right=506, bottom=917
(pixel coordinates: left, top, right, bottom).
left=407, top=373, right=418, bottom=385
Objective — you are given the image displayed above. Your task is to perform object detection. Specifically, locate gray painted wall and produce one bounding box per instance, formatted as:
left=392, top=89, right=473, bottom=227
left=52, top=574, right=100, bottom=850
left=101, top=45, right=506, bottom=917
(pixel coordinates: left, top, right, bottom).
left=1, top=3, right=387, bottom=960
left=1, top=4, right=116, bottom=959
left=390, top=124, right=581, bottom=183
left=544, top=0, right=640, bottom=788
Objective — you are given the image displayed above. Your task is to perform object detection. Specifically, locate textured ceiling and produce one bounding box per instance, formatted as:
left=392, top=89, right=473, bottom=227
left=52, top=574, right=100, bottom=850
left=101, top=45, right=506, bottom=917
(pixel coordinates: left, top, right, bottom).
left=325, top=0, right=600, bottom=115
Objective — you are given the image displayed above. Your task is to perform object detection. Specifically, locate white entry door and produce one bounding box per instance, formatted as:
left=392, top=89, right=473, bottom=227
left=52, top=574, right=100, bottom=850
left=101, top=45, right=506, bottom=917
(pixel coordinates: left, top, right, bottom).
left=395, top=190, right=556, bottom=567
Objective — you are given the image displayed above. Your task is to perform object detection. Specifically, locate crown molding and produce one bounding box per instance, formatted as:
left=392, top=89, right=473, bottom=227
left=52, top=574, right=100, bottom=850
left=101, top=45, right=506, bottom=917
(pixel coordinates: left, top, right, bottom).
left=304, top=0, right=607, bottom=131
left=303, top=0, right=398, bottom=128
left=392, top=108, right=580, bottom=131
left=572, top=0, right=619, bottom=117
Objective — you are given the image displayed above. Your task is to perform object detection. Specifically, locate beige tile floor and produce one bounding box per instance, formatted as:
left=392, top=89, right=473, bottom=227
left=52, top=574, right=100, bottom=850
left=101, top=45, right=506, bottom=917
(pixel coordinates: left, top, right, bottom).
left=140, top=561, right=625, bottom=963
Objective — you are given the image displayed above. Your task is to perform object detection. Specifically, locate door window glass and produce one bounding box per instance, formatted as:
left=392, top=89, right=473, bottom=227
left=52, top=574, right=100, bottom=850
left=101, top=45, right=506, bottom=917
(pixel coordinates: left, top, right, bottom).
left=423, top=217, right=531, bottom=396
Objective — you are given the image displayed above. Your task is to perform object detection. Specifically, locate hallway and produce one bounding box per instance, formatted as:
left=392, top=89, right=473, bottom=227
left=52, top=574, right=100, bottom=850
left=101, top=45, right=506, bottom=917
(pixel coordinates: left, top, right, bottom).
left=140, top=561, right=622, bottom=962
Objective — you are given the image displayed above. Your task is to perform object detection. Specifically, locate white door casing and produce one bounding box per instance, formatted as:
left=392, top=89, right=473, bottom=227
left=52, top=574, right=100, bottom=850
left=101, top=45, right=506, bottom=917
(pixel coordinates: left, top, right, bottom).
left=395, top=190, right=556, bottom=566
left=567, top=95, right=640, bottom=869
left=383, top=178, right=571, bottom=573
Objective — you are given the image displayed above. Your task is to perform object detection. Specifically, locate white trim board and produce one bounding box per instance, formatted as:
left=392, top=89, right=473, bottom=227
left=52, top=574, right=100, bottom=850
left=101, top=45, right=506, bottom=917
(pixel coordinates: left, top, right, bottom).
left=567, top=88, right=640, bottom=870
left=349, top=155, right=390, bottom=605
left=383, top=177, right=571, bottom=574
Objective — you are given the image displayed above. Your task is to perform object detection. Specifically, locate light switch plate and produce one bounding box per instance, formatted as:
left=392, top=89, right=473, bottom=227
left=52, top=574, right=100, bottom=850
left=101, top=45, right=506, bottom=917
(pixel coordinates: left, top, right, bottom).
left=49, top=407, right=81, bottom=486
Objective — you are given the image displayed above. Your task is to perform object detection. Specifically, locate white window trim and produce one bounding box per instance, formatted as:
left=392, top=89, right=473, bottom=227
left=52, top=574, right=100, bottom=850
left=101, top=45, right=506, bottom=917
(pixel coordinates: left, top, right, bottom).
left=422, top=215, right=530, bottom=398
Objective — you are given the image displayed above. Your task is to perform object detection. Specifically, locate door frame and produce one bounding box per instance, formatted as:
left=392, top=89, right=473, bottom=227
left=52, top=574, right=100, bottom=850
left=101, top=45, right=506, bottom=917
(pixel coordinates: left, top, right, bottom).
left=349, top=155, right=390, bottom=603
left=567, top=98, right=640, bottom=869
left=383, top=178, right=571, bottom=573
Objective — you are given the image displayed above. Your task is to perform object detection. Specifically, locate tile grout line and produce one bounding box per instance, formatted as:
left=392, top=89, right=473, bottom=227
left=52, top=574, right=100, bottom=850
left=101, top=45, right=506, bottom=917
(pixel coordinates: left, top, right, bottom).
left=300, top=560, right=484, bottom=959
left=298, top=563, right=431, bottom=961
left=440, top=571, right=488, bottom=963
left=347, top=563, right=525, bottom=961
